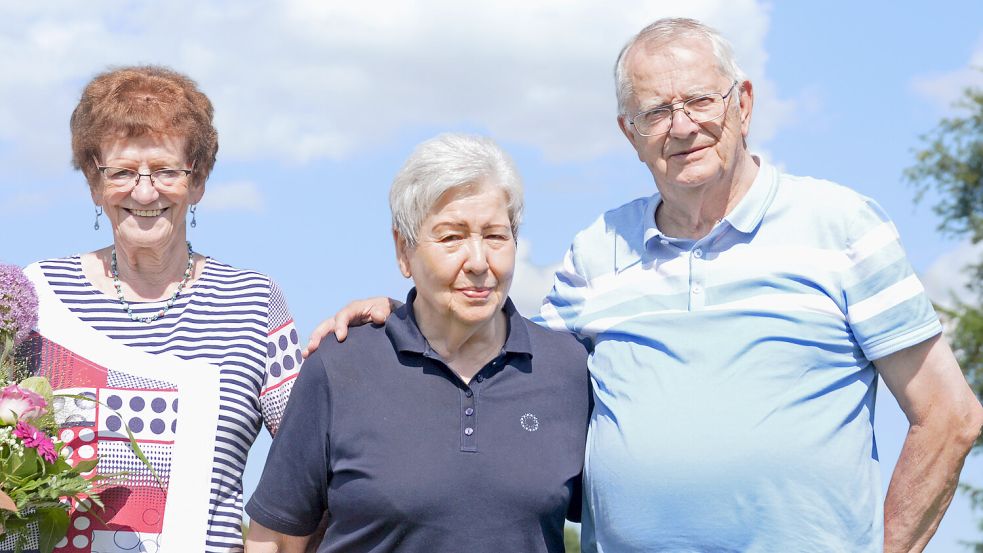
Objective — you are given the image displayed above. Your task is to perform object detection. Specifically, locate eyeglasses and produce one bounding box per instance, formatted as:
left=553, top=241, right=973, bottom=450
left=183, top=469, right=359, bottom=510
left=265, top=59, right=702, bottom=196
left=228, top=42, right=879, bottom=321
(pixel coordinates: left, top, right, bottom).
left=96, top=164, right=193, bottom=189
left=628, top=81, right=739, bottom=137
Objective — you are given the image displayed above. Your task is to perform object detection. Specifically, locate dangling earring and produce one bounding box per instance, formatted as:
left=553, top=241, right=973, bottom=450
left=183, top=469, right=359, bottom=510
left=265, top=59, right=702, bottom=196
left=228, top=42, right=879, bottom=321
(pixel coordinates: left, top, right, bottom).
left=190, top=204, right=197, bottom=228
left=94, top=206, right=103, bottom=231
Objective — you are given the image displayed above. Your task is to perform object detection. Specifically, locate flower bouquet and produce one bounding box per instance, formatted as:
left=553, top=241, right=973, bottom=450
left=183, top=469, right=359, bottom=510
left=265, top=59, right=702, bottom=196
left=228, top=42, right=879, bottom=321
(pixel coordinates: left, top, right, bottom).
left=0, top=264, right=112, bottom=553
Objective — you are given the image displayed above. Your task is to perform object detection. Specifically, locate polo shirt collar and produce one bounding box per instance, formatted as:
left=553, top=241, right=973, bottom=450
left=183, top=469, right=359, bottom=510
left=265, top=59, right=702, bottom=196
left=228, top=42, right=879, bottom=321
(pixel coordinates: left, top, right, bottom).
left=721, top=157, right=778, bottom=234
left=642, top=155, right=778, bottom=247
left=386, top=288, right=533, bottom=357
left=641, top=193, right=664, bottom=247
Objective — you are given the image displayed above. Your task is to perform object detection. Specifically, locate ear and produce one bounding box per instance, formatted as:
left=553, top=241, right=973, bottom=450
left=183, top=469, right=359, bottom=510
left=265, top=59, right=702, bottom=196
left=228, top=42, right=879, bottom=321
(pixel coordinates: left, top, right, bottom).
left=618, top=114, right=645, bottom=163
left=393, top=229, right=412, bottom=278
left=737, top=79, right=754, bottom=138
left=189, top=181, right=206, bottom=204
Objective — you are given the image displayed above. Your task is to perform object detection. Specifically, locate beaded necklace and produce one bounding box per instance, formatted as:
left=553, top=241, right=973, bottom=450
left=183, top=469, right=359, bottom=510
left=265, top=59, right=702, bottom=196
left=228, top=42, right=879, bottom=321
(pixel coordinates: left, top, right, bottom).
left=111, top=241, right=194, bottom=323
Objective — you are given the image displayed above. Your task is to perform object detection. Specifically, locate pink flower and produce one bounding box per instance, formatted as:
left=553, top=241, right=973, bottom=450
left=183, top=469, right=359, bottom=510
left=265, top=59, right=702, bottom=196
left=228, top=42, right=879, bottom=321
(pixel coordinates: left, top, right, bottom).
left=14, top=421, right=57, bottom=463
left=0, top=384, right=47, bottom=425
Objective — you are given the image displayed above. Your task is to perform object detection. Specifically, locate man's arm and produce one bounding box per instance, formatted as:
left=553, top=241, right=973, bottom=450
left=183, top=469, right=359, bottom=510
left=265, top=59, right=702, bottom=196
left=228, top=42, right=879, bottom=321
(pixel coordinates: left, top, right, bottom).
left=302, top=297, right=397, bottom=357
left=878, top=334, right=983, bottom=553
left=245, top=520, right=311, bottom=553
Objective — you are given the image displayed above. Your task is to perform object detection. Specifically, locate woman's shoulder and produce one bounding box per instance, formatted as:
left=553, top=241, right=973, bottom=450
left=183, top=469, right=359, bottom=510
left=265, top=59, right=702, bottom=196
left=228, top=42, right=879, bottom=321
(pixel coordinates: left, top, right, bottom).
left=198, top=257, right=271, bottom=283
left=31, top=255, right=82, bottom=270
left=313, top=324, right=390, bottom=359
left=195, top=257, right=291, bottom=296
left=28, top=255, right=84, bottom=284
left=519, top=316, right=589, bottom=363
left=304, top=324, right=393, bottom=381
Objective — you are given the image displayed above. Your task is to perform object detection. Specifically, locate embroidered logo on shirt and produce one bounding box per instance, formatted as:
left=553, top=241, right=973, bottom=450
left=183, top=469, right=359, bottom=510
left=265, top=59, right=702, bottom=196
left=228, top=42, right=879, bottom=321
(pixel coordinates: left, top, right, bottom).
left=520, top=413, right=539, bottom=432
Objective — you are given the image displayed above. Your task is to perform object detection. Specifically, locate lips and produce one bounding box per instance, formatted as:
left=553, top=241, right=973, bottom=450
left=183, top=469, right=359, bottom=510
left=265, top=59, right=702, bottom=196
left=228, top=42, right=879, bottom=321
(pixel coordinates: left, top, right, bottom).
left=670, top=144, right=709, bottom=158
left=458, top=287, right=494, bottom=299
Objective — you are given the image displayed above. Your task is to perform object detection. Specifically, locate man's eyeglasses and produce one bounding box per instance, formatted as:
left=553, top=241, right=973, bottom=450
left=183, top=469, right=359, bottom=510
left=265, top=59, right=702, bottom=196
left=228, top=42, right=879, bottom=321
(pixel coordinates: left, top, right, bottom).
left=96, top=164, right=193, bottom=189
left=628, top=80, right=739, bottom=137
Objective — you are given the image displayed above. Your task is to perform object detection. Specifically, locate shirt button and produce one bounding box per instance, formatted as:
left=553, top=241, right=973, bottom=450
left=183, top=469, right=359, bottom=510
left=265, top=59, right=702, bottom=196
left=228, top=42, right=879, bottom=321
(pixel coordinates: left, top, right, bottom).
left=692, top=285, right=702, bottom=295
left=464, top=427, right=474, bottom=436
left=464, top=389, right=473, bottom=398
left=465, top=407, right=474, bottom=416
left=660, top=239, right=669, bottom=245
left=476, top=375, right=484, bottom=383
left=693, top=248, right=703, bottom=258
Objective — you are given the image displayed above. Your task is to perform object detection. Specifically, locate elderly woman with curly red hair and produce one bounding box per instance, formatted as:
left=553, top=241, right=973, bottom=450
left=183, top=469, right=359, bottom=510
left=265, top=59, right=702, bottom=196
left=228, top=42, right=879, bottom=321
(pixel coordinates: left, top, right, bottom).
left=17, top=66, right=301, bottom=553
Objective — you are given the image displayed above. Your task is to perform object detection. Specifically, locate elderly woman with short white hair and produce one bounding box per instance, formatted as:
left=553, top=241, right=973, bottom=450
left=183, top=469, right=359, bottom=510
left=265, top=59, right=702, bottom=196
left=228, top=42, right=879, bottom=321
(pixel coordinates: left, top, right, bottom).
left=245, top=133, right=590, bottom=553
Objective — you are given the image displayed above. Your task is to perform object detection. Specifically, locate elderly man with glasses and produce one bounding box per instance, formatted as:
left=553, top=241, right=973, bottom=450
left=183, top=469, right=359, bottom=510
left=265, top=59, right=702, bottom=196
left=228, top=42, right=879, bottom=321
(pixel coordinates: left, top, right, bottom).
left=548, top=17, right=982, bottom=552
left=307, top=17, right=983, bottom=553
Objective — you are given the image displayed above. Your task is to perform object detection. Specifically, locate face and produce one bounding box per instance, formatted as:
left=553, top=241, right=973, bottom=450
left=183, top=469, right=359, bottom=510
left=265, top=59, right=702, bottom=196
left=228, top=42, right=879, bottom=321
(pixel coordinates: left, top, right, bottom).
left=618, top=37, right=753, bottom=193
left=92, top=133, right=202, bottom=253
left=396, top=183, right=516, bottom=331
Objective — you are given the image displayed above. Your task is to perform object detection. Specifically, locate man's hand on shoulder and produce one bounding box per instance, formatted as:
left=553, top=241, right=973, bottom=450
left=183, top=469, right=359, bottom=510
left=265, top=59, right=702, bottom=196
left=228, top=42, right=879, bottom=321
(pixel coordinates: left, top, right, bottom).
left=303, top=296, right=398, bottom=358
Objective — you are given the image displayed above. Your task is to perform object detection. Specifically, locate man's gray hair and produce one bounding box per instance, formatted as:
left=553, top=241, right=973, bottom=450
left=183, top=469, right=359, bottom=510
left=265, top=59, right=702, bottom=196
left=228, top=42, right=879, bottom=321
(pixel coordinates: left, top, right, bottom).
left=390, top=133, right=524, bottom=247
left=614, top=18, right=747, bottom=114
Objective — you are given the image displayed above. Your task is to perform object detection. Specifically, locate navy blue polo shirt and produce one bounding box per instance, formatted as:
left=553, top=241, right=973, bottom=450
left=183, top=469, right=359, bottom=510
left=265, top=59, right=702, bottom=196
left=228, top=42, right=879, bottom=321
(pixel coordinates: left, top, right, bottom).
left=246, top=291, right=590, bottom=553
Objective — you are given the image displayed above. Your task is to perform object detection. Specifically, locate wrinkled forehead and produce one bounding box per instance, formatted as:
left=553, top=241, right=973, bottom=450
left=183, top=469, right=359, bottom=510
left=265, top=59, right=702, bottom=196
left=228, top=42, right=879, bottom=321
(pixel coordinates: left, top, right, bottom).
left=98, top=131, right=189, bottom=163
left=428, top=181, right=510, bottom=217
left=625, top=36, right=729, bottom=106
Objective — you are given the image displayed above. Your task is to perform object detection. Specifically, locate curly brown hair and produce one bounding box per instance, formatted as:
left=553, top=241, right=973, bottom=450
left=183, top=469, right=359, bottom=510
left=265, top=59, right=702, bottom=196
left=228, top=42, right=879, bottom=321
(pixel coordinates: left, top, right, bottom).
left=70, top=65, right=219, bottom=190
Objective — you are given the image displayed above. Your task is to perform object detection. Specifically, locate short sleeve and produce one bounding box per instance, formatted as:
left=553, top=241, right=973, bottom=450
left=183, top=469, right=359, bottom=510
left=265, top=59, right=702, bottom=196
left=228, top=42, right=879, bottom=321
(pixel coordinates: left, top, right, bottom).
left=245, top=352, right=331, bottom=536
left=533, top=245, right=593, bottom=348
left=261, top=280, right=303, bottom=435
left=840, top=196, right=942, bottom=360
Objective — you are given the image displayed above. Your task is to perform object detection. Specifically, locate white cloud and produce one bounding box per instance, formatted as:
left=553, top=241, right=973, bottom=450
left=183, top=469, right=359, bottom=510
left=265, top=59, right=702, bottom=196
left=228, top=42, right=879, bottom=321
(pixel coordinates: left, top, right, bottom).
left=510, top=239, right=561, bottom=316
left=910, top=35, right=983, bottom=108
left=921, top=241, right=983, bottom=308
left=199, top=181, right=264, bottom=213
left=0, top=0, right=793, bottom=167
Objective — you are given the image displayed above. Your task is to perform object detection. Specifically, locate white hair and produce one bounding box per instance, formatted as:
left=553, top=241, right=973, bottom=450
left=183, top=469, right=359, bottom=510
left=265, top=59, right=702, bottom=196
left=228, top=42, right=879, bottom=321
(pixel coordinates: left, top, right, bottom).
left=390, top=133, right=524, bottom=247
left=614, top=18, right=747, bottom=114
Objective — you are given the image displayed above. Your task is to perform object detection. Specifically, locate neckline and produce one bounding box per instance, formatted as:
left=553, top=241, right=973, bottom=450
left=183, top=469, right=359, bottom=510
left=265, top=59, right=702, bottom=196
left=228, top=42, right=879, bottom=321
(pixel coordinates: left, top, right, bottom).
left=70, top=253, right=210, bottom=306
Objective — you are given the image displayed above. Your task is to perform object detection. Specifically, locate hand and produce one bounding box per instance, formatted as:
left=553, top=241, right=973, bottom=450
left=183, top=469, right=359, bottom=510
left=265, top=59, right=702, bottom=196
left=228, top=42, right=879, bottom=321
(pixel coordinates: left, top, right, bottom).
left=303, top=296, right=396, bottom=358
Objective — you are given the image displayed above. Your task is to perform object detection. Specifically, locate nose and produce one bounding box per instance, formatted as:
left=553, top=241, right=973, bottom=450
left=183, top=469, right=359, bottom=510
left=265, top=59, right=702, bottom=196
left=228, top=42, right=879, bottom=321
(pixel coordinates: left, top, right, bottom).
left=462, top=236, right=489, bottom=274
left=130, top=174, right=159, bottom=204
left=667, top=107, right=699, bottom=138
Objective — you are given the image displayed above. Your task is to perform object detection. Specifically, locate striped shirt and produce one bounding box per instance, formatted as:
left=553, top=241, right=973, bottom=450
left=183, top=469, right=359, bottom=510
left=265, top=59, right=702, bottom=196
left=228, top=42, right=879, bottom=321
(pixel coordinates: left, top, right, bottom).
left=38, top=255, right=301, bottom=553
left=537, top=160, right=942, bottom=552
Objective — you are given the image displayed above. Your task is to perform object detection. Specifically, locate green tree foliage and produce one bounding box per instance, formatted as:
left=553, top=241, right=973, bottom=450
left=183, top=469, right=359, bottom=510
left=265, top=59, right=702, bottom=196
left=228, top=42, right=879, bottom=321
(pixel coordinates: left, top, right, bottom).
left=905, top=76, right=983, bottom=550
left=564, top=525, right=581, bottom=553
left=905, top=78, right=983, bottom=437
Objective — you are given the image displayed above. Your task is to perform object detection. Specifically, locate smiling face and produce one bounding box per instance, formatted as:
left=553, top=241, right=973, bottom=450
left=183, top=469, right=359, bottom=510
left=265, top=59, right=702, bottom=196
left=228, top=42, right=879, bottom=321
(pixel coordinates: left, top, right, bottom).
left=92, top=133, right=202, bottom=254
left=618, top=36, right=752, bottom=194
left=396, top=182, right=516, bottom=334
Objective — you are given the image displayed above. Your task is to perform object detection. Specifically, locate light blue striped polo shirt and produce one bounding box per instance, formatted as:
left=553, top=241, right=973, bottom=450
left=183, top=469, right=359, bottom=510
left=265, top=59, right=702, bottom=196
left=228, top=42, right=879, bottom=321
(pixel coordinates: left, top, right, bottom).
left=536, top=160, right=942, bottom=552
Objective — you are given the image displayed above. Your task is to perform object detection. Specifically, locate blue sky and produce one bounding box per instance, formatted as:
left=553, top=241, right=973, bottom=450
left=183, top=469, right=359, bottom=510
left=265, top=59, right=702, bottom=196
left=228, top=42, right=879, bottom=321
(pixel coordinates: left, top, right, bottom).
left=2, top=1, right=982, bottom=548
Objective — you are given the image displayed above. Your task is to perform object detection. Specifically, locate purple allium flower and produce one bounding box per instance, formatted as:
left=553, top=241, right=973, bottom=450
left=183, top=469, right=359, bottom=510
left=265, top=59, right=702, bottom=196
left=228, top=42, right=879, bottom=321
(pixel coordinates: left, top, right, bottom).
left=0, top=263, right=39, bottom=346
left=13, top=420, right=57, bottom=463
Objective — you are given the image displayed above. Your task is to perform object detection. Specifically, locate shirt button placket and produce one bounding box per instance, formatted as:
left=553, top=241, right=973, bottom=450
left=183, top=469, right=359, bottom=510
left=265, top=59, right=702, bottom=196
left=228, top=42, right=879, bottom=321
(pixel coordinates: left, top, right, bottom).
left=690, top=244, right=707, bottom=310
left=461, top=386, right=477, bottom=452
